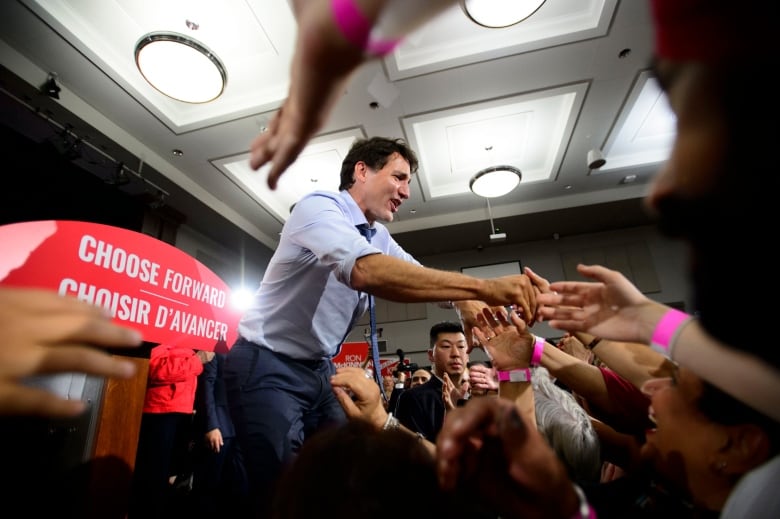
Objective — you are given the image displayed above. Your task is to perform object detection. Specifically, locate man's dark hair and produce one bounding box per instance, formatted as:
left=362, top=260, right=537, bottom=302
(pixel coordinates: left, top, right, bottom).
left=429, top=321, right=465, bottom=348
left=339, top=137, right=419, bottom=190
left=271, top=420, right=484, bottom=518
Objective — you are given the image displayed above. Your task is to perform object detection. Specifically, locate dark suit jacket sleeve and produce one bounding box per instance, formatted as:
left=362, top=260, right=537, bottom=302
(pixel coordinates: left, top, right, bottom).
left=198, top=354, right=221, bottom=433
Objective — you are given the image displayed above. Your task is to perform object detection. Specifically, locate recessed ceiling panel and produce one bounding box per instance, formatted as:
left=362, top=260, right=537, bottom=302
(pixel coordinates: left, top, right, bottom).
left=403, top=84, right=587, bottom=199
left=599, top=70, right=676, bottom=171
left=215, top=127, right=367, bottom=224
left=385, top=0, right=617, bottom=80
left=25, top=0, right=296, bottom=131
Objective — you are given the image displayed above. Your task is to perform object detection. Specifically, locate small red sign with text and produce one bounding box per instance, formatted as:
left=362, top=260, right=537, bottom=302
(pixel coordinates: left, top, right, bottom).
left=333, top=342, right=407, bottom=376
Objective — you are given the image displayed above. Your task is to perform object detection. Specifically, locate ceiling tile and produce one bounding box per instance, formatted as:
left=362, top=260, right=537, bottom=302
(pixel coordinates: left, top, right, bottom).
left=384, top=0, right=617, bottom=79
left=403, top=83, right=587, bottom=199
left=599, top=70, right=676, bottom=171
left=215, top=127, right=367, bottom=224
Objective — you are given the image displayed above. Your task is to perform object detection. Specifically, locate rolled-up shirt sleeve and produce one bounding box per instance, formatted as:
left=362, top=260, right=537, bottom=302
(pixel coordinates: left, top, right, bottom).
left=288, top=192, right=418, bottom=286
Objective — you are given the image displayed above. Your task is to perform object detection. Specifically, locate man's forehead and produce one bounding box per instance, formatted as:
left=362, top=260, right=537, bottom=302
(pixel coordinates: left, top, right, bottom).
left=436, top=332, right=467, bottom=344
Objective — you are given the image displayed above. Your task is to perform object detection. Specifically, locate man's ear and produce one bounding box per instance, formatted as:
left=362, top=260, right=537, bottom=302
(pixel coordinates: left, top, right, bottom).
left=354, top=161, right=368, bottom=183
left=718, top=424, right=771, bottom=476
left=427, top=348, right=434, bottom=364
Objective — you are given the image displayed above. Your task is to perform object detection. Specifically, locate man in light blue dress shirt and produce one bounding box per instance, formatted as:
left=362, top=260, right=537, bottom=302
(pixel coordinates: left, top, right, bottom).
left=223, top=136, right=538, bottom=518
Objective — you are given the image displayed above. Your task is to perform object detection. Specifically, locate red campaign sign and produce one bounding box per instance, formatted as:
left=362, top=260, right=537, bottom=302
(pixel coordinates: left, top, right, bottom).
left=0, top=220, right=243, bottom=351
left=333, top=342, right=407, bottom=377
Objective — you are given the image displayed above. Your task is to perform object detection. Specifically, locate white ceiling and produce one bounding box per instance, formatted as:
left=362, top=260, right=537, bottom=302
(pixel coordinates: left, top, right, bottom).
left=0, top=0, right=672, bottom=256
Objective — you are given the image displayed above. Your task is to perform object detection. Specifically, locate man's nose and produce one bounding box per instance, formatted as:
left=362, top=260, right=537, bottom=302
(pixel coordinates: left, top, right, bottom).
left=398, top=182, right=410, bottom=199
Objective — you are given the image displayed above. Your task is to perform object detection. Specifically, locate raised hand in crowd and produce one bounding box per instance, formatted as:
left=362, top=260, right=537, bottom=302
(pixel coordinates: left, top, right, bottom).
left=441, top=371, right=469, bottom=412
left=467, top=362, right=498, bottom=395
left=0, top=286, right=142, bottom=417
left=556, top=334, right=593, bottom=364
left=472, top=308, right=535, bottom=371
left=331, top=366, right=435, bottom=455
left=330, top=366, right=387, bottom=428
left=453, top=299, right=492, bottom=352
left=536, top=263, right=667, bottom=344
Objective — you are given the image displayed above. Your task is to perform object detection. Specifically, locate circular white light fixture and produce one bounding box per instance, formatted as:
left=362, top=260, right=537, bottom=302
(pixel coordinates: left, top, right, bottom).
left=461, top=0, right=546, bottom=29
left=135, top=32, right=227, bottom=103
left=469, top=165, right=522, bottom=198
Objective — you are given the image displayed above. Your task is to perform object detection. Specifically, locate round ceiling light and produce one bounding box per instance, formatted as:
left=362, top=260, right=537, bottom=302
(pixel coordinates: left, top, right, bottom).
left=461, top=0, right=546, bottom=29
left=469, top=165, right=522, bottom=198
left=135, top=32, right=227, bottom=103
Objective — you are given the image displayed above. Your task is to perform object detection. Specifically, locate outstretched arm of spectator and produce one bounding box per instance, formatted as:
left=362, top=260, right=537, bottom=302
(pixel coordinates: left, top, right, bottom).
left=250, top=0, right=457, bottom=189
left=536, top=263, right=666, bottom=343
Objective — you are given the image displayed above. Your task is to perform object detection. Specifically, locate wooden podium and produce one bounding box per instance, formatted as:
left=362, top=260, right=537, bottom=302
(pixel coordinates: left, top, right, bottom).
left=86, top=355, right=150, bottom=519
left=0, top=349, right=150, bottom=518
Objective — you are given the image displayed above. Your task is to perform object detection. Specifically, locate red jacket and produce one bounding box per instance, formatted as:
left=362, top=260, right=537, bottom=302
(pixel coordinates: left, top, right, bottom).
left=143, top=344, right=204, bottom=414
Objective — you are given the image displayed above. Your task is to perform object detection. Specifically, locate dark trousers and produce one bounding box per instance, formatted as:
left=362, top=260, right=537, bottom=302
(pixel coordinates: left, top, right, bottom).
left=190, top=436, right=248, bottom=517
left=223, top=339, right=346, bottom=518
left=129, top=412, right=193, bottom=519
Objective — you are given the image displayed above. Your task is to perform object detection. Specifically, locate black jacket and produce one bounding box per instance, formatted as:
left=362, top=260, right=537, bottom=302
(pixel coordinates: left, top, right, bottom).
left=394, top=376, right=445, bottom=442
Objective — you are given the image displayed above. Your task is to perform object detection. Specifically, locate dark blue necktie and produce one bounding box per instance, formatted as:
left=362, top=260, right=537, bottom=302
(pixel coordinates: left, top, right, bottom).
left=356, top=224, right=387, bottom=403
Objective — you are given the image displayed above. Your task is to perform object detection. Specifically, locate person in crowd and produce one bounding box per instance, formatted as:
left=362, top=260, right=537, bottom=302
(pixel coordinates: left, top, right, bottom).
left=440, top=308, right=780, bottom=518
left=409, top=367, right=431, bottom=387
left=395, top=321, right=470, bottom=441
left=129, top=344, right=214, bottom=519
left=537, top=263, right=780, bottom=517
left=0, top=286, right=142, bottom=417
left=385, top=369, right=406, bottom=412
left=532, top=366, right=602, bottom=486
left=381, top=373, right=396, bottom=405
left=270, top=418, right=490, bottom=519
left=224, top=136, right=539, bottom=518
left=190, top=341, right=248, bottom=517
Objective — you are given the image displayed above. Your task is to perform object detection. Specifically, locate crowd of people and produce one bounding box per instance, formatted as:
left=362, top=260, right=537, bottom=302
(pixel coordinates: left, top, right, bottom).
left=2, top=0, right=778, bottom=517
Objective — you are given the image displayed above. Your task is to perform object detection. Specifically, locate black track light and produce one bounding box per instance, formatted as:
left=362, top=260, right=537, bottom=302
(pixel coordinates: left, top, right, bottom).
left=40, top=73, right=61, bottom=99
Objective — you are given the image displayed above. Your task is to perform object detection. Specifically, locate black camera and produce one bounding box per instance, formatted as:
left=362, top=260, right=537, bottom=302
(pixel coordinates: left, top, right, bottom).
left=394, top=362, right=419, bottom=374
left=393, top=349, right=418, bottom=376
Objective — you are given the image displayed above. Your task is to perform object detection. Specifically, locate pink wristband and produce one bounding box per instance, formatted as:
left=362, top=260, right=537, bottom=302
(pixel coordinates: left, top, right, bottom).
left=496, top=367, right=531, bottom=383
left=531, top=335, right=545, bottom=366
left=331, top=0, right=401, bottom=56
left=366, top=36, right=402, bottom=56
left=331, top=0, right=371, bottom=49
left=571, top=483, right=597, bottom=519
left=650, top=308, right=691, bottom=356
